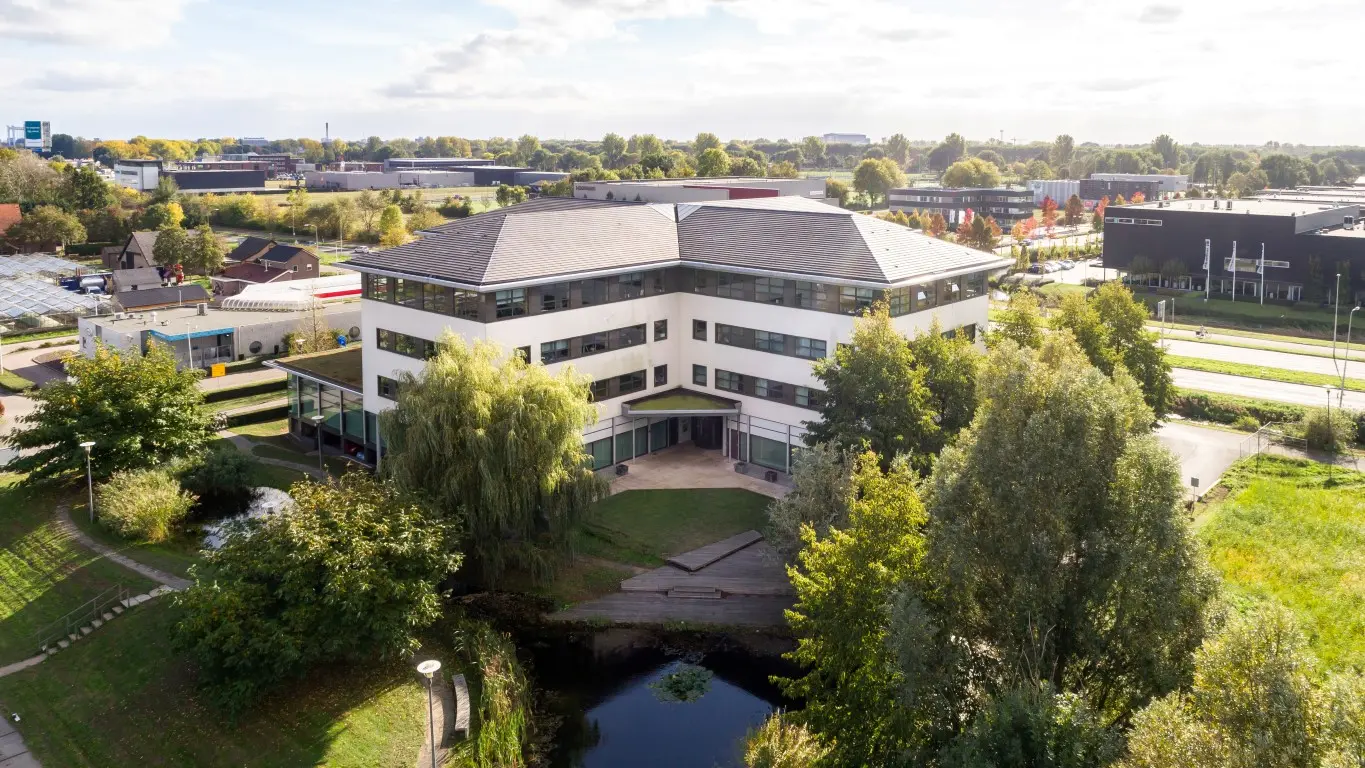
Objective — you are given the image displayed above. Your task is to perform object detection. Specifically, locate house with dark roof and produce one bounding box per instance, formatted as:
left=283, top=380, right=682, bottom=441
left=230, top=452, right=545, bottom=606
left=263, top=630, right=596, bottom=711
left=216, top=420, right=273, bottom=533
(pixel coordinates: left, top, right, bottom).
left=109, top=267, right=165, bottom=294
left=213, top=239, right=319, bottom=296
left=113, top=283, right=211, bottom=312
left=105, top=231, right=160, bottom=270
left=309, top=196, right=1009, bottom=474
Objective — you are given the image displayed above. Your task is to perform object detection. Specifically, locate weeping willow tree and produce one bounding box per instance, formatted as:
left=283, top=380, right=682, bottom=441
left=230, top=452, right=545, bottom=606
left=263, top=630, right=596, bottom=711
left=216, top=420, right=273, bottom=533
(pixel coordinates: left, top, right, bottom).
left=379, top=333, right=607, bottom=587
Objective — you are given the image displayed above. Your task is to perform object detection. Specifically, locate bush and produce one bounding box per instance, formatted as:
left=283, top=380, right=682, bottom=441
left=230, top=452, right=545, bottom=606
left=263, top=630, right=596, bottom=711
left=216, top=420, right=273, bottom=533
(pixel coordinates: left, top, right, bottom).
left=744, top=713, right=830, bottom=768
left=1232, top=415, right=1262, bottom=432
left=97, top=468, right=197, bottom=542
left=1171, top=391, right=1305, bottom=428
left=438, top=196, right=473, bottom=218
left=452, top=620, right=539, bottom=767
left=1299, top=408, right=1357, bottom=453
left=179, top=446, right=259, bottom=518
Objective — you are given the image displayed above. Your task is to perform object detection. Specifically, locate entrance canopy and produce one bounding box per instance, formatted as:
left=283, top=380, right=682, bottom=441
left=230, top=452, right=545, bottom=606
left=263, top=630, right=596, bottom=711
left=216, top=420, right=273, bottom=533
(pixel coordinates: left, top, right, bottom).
left=621, top=387, right=740, bottom=417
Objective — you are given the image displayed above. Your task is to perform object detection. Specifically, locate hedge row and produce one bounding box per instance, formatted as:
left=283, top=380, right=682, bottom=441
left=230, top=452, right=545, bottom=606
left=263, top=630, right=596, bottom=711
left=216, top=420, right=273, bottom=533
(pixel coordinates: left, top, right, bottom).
left=203, top=377, right=287, bottom=404
left=224, top=404, right=290, bottom=428
left=1171, top=390, right=1365, bottom=445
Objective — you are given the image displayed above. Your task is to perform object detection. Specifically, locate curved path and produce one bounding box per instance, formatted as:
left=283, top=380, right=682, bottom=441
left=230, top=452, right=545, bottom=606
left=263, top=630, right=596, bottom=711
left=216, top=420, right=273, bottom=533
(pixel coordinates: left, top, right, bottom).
left=54, top=505, right=189, bottom=590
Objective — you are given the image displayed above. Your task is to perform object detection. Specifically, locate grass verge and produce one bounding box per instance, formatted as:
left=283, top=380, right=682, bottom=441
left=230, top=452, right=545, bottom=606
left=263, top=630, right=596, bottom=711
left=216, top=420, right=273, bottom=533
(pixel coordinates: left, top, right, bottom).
left=0, top=601, right=426, bottom=767
left=1195, top=456, right=1365, bottom=671
left=1139, top=294, right=1341, bottom=337
left=0, top=475, right=157, bottom=664
left=1167, top=354, right=1365, bottom=392
left=210, top=392, right=287, bottom=413
left=0, top=370, right=36, bottom=393
left=228, top=417, right=290, bottom=437
left=1162, top=332, right=1365, bottom=363
left=578, top=488, right=772, bottom=568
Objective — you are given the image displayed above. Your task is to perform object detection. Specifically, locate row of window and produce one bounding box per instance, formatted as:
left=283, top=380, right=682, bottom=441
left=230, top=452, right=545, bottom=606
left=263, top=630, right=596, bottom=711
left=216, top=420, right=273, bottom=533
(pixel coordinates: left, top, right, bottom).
left=376, top=328, right=438, bottom=360
left=707, top=366, right=823, bottom=410
left=589, top=369, right=648, bottom=401
left=1105, top=217, right=1163, bottom=226
left=711, top=323, right=827, bottom=360
left=363, top=267, right=991, bottom=323
left=540, top=323, right=649, bottom=364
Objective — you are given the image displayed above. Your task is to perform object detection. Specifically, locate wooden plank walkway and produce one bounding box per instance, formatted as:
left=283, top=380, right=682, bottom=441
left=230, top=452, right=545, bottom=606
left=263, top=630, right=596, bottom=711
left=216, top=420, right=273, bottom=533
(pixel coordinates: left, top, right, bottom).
left=624, top=542, right=793, bottom=597
left=666, top=530, right=762, bottom=572
left=550, top=592, right=793, bottom=627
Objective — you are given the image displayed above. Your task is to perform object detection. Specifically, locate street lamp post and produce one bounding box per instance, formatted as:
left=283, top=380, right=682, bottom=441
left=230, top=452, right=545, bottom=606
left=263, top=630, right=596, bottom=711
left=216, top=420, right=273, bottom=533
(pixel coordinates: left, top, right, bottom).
left=417, top=659, right=442, bottom=768
left=1342, top=306, right=1361, bottom=408
left=309, top=413, right=325, bottom=475
left=79, top=441, right=96, bottom=522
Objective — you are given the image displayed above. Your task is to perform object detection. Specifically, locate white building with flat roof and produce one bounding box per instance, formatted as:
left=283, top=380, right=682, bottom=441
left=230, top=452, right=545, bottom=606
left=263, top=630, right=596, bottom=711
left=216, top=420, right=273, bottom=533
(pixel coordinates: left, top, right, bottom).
left=329, top=196, right=1008, bottom=474
left=1090, top=173, right=1189, bottom=195
left=573, top=177, right=827, bottom=204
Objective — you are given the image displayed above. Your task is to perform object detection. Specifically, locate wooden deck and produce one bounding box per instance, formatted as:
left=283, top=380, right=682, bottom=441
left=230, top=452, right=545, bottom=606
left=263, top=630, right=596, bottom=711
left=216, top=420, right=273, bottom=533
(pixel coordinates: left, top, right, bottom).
left=666, top=529, right=763, bottom=572
left=550, top=534, right=794, bottom=627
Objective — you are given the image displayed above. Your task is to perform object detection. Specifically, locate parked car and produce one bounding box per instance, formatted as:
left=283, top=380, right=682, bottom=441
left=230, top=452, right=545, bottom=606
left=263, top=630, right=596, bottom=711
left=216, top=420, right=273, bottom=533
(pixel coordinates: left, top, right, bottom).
left=352, top=246, right=372, bottom=254
left=1027, top=263, right=1045, bottom=274
left=1045, top=261, right=1063, bottom=273
left=1060, top=259, right=1076, bottom=269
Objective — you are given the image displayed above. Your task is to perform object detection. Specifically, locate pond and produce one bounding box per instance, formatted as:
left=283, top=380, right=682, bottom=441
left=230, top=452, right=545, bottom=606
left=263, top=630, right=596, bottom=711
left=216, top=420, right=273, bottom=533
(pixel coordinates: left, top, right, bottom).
left=519, top=627, right=796, bottom=768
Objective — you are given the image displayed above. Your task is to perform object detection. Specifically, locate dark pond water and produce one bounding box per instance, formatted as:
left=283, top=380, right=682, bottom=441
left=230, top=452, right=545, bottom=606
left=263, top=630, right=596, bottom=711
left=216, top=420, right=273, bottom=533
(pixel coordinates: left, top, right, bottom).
left=518, top=627, right=796, bottom=768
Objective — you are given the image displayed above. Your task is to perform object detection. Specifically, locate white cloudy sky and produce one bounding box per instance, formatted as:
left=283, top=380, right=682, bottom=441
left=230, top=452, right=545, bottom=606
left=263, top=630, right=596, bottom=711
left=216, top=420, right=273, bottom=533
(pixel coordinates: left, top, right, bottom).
left=2, top=0, right=1359, bottom=144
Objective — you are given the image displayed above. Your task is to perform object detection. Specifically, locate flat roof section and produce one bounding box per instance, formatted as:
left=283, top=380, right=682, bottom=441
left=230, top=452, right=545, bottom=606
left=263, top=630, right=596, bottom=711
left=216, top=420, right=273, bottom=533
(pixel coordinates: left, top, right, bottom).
left=1116, top=198, right=1356, bottom=217
left=622, top=388, right=740, bottom=415
left=266, top=346, right=363, bottom=392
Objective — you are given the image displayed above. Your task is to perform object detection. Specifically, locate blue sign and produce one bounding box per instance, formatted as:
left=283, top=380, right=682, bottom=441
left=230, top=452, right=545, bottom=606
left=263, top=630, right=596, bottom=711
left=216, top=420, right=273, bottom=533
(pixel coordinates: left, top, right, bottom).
left=24, top=121, right=41, bottom=140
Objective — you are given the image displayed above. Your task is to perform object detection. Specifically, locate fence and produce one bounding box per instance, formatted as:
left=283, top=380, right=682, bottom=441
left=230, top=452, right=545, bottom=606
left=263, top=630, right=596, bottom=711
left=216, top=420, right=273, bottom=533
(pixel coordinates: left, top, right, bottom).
left=1238, top=422, right=1308, bottom=461
left=31, top=584, right=129, bottom=655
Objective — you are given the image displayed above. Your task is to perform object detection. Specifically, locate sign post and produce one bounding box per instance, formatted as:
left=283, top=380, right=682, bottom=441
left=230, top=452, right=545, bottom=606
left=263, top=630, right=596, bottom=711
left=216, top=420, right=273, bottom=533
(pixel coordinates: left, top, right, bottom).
left=1202, top=238, right=1211, bottom=301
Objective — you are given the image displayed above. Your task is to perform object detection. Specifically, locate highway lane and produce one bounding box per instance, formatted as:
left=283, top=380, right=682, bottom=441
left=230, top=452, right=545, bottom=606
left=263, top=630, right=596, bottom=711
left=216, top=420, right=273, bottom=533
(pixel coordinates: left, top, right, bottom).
left=1173, top=368, right=1365, bottom=409
left=1152, top=326, right=1365, bottom=361
left=1163, top=338, right=1354, bottom=378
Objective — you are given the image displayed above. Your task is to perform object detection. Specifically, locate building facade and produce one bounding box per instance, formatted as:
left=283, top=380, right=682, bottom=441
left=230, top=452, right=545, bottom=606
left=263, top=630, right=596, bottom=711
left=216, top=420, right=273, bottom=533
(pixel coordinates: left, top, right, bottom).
left=888, top=187, right=1033, bottom=226
left=1090, top=173, right=1189, bottom=196
left=343, top=196, right=1007, bottom=474
left=1101, top=198, right=1365, bottom=303
left=821, top=133, right=870, bottom=145
left=1027, top=179, right=1081, bottom=206
left=1079, top=178, right=1161, bottom=203
left=573, top=177, right=827, bottom=204
left=113, top=159, right=161, bottom=191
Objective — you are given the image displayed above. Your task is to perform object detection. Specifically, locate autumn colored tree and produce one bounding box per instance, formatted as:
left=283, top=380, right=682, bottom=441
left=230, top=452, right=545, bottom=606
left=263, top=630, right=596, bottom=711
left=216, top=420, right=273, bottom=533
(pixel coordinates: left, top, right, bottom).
left=1064, top=194, right=1085, bottom=226
left=1131, top=191, right=1146, bottom=204
left=1114, top=194, right=1127, bottom=206
left=1041, top=195, right=1058, bottom=232
left=927, top=212, right=947, bottom=238
left=955, top=209, right=975, bottom=240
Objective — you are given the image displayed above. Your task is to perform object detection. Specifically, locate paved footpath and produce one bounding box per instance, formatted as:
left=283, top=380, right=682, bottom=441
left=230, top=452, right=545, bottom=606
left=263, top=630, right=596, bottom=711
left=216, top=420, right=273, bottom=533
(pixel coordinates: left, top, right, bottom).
left=0, top=715, right=40, bottom=768
left=53, top=505, right=190, bottom=590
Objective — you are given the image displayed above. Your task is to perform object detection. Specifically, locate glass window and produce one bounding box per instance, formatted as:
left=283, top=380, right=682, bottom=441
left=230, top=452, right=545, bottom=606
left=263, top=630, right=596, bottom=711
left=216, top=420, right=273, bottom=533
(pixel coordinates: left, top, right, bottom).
left=716, top=273, right=749, bottom=299
left=839, top=286, right=875, bottom=315
left=587, top=437, right=613, bottom=470
left=654, top=319, right=668, bottom=341
left=755, top=379, right=784, bottom=399
left=423, top=283, right=450, bottom=314
left=589, top=379, right=609, bottom=401
left=795, top=386, right=813, bottom=407
left=320, top=385, right=342, bottom=432
left=378, top=375, right=400, bottom=400
left=693, top=364, right=707, bottom=385
left=580, top=279, right=608, bottom=306
left=755, top=277, right=785, bottom=304
left=370, top=275, right=392, bottom=302
left=343, top=391, right=365, bottom=439
left=961, top=323, right=977, bottom=343
left=618, top=371, right=646, bottom=396
left=796, top=337, right=826, bottom=359
left=377, top=328, right=394, bottom=352
left=299, top=379, right=318, bottom=417
left=617, top=272, right=644, bottom=300
left=793, top=281, right=827, bottom=309
left=693, top=319, right=707, bottom=340
left=494, top=288, right=526, bottom=318
left=755, top=330, right=784, bottom=353
left=581, top=332, right=609, bottom=355
left=514, top=346, right=530, bottom=363
left=693, top=270, right=713, bottom=295
left=635, top=425, right=649, bottom=457
left=541, top=339, right=570, bottom=363
left=964, top=272, right=984, bottom=299
left=395, top=332, right=418, bottom=358
left=616, top=324, right=645, bottom=348
left=651, top=271, right=666, bottom=294
left=614, top=431, right=633, bottom=464
left=654, top=364, right=668, bottom=386
left=540, top=283, right=570, bottom=312
left=942, top=279, right=962, bottom=303
left=716, top=370, right=741, bottom=392
left=750, top=434, right=788, bottom=471
left=914, top=283, right=937, bottom=311
left=454, top=290, right=481, bottom=320
left=395, top=279, right=422, bottom=307
left=716, top=324, right=736, bottom=345
left=888, top=287, right=912, bottom=316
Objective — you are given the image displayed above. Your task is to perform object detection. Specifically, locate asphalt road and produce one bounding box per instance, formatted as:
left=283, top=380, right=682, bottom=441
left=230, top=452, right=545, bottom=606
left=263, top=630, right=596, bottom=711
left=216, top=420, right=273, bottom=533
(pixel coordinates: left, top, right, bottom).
left=1162, top=338, right=1354, bottom=378
left=1172, top=368, right=1365, bottom=409
left=1154, top=326, right=1365, bottom=361
left=1155, top=420, right=1247, bottom=494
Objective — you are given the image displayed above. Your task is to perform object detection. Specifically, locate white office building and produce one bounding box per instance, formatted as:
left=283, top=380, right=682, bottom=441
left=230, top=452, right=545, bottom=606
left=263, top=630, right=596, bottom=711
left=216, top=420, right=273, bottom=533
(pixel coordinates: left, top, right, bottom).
left=113, top=159, right=161, bottom=192
left=573, top=177, right=828, bottom=204
left=1090, top=173, right=1189, bottom=195
left=287, top=196, right=1007, bottom=474
left=1027, top=179, right=1081, bottom=205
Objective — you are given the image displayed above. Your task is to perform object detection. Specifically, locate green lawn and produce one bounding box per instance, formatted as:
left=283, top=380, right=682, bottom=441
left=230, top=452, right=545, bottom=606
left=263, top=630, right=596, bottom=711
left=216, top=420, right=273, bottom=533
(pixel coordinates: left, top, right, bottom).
left=1152, top=320, right=1357, bottom=348
left=1166, top=354, right=1365, bottom=392
left=577, top=488, right=772, bottom=568
left=210, top=391, right=287, bottom=414
left=1197, top=456, right=1365, bottom=671
left=0, top=476, right=157, bottom=664
left=228, top=417, right=290, bottom=438
left=69, top=503, right=204, bottom=580
left=1139, top=293, right=1342, bottom=337
left=0, top=601, right=426, bottom=767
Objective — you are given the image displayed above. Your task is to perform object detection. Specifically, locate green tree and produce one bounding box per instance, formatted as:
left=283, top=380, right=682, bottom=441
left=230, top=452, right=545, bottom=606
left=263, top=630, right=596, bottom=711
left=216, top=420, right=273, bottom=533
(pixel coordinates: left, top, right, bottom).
left=62, top=164, right=114, bottom=211
left=1152, top=134, right=1180, bottom=169
left=781, top=453, right=931, bottom=766
left=909, top=319, right=980, bottom=443
left=494, top=184, right=529, bottom=207
left=185, top=225, right=225, bottom=275
left=174, top=473, right=460, bottom=713
left=942, top=157, right=1002, bottom=188
left=1259, top=154, right=1308, bottom=188
left=961, top=214, right=1002, bottom=251
left=885, top=133, right=911, bottom=166
left=768, top=160, right=799, bottom=179
left=284, top=187, right=310, bottom=235
left=1051, top=134, right=1075, bottom=169
left=353, top=189, right=385, bottom=233
left=96, top=468, right=196, bottom=543
left=825, top=178, right=850, bottom=207
left=990, top=289, right=1045, bottom=349
left=148, top=174, right=180, bottom=205
left=628, top=133, right=664, bottom=157
left=380, top=334, right=608, bottom=587
left=1064, top=194, right=1085, bottom=226
left=744, top=713, right=830, bottom=768
left=405, top=206, right=444, bottom=233
left=1051, top=291, right=1119, bottom=374
left=693, top=132, right=722, bottom=154
left=764, top=442, right=853, bottom=561
left=928, top=133, right=966, bottom=172
left=6, top=205, right=86, bottom=249
left=697, top=147, right=730, bottom=177
left=1227, top=168, right=1270, bottom=196
left=943, top=684, right=1122, bottom=768
left=975, top=149, right=1005, bottom=170
left=151, top=224, right=190, bottom=267
left=5, top=342, right=214, bottom=482
left=1091, top=282, right=1174, bottom=416
left=1025, top=158, right=1054, bottom=182
left=375, top=203, right=407, bottom=248
left=601, top=132, right=627, bottom=167
left=853, top=158, right=905, bottom=206
left=807, top=302, right=939, bottom=473
left=926, top=336, right=1215, bottom=721
left=140, top=200, right=184, bottom=230
left=729, top=155, right=764, bottom=176
left=800, top=136, right=826, bottom=168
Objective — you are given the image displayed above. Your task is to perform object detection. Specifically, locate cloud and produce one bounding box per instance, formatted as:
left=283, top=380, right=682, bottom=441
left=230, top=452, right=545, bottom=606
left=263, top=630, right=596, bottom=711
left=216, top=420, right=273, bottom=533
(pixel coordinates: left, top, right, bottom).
left=19, top=62, right=148, bottom=92
left=1137, top=4, right=1182, bottom=24
left=0, top=0, right=188, bottom=44
left=1082, top=76, right=1164, bottom=92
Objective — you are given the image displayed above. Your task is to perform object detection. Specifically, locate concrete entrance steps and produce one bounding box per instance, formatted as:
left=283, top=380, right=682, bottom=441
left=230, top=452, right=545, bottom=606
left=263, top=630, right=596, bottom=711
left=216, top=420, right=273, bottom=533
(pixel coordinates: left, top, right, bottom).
left=665, top=530, right=762, bottom=572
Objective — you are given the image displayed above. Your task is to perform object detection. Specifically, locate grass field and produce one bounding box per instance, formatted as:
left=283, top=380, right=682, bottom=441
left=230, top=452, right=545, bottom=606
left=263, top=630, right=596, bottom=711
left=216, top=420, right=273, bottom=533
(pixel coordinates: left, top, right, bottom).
left=227, top=417, right=290, bottom=438
left=0, top=601, right=427, bottom=767
left=1167, top=354, right=1365, bottom=392
left=69, top=503, right=203, bottom=580
left=1197, top=456, right=1365, bottom=671
left=577, top=488, right=772, bottom=568
left=1139, top=293, right=1342, bottom=337
left=0, top=475, right=158, bottom=665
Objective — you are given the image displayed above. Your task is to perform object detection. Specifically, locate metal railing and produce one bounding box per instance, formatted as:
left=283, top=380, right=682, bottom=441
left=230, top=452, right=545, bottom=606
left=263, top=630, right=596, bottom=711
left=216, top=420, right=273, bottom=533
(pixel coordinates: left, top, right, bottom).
left=1239, top=422, right=1308, bottom=460
left=31, top=584, right=129, bottom=655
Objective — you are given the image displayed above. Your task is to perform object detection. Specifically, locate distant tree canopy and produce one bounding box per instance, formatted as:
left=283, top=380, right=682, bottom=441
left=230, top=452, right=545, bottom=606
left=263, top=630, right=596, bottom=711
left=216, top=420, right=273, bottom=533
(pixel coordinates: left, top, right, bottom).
left=941, top=157, right=1001, bottom=188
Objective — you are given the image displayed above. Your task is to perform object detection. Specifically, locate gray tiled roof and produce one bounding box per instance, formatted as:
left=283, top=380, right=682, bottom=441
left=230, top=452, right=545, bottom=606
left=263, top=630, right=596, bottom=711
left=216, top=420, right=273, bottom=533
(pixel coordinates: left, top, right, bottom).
left=345, top=196, right=1009, bottom=288
left=127, top=231, right=160, bottom=256
left=114, top=284, right=210, bottom=310
left=226, top=236, right=274, bottom=263
left=257, top=244, right=313, bottom=264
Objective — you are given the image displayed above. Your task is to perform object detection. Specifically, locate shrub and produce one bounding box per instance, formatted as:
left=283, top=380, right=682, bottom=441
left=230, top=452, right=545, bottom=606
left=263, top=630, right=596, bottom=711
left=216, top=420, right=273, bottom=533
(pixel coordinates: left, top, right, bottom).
left=438, top=196, right=473, bottom=218
left=97, top=468, right=197, bottom=542
left=744, top=712, right=830, bottom=768
left=452, top=619, right=538, bottom=767
left=1171, top=391, right=1305, bottom=427
left=1232, top=414, right=1262, bottom=432
left=179, top=446, right=259, bottom=518
left=1299, top=408, right=1357, bottom=453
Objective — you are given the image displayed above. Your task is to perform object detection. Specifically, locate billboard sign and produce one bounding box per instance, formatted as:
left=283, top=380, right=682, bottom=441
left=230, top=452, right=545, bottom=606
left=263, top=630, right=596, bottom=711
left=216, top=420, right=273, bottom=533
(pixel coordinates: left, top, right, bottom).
left=23, top=121, right=51, bottom=150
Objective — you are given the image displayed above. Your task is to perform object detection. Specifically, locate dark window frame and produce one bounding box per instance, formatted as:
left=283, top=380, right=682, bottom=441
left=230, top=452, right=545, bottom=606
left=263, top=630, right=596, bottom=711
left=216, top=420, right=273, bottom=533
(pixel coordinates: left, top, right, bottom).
left=693, top=319, right=707, bottom=340
left=653, top=364, right=668, bottom=386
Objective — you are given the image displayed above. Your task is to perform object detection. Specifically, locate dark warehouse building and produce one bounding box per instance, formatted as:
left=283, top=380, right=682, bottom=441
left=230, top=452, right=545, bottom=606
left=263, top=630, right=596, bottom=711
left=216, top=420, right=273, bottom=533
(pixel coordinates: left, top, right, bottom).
left=1101, top=197, right=1365, bottom=304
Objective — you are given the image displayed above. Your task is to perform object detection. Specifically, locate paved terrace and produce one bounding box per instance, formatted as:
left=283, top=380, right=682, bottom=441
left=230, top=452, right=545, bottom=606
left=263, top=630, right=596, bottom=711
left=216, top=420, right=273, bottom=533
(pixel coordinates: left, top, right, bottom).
left=607, top=445, right=791, bottom=499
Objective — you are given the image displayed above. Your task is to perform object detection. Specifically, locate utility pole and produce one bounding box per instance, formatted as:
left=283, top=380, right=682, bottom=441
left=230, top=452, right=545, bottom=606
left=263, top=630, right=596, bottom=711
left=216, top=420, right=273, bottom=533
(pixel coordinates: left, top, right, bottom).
left=1259, top=243, right=1265, bottom=305
left=1203, top=238, right=1211, bottom=301
left=1332, top=273, right=1342, bottom=383
left=1230, top=240, right=1237, bottom=302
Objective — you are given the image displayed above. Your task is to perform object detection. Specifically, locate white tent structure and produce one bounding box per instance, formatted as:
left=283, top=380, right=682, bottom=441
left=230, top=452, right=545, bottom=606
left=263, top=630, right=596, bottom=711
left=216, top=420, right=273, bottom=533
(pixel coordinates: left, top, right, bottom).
left=219, top=274, right=360, bottom=312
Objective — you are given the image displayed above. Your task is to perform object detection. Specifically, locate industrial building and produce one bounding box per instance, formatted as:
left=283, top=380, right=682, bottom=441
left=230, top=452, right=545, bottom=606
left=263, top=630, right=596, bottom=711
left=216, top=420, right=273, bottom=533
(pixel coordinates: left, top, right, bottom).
left=113, top=159, right=161, bottom=192
left=1079, top=177, right=1162, bottom=203
left=305, top=167, right=564, bottom=190
left=821, top=133, right=870, bottom=145
left=572, top=177, right=828, bottom=204
left=382, top=157, right=495, bottom=171
left=1090, top=173, right=1189, bottom=196
left=164, top=169, right=268, bottom=192
left=888, top=186, right=1033, bottom=226
left=78, top=301, right=361, bottom=370
left=1101, top=197, right=1365, bottom=304
left=1027, top=179, right=1081, bottom=205
left=342, top=195, right=1007, bottom=473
